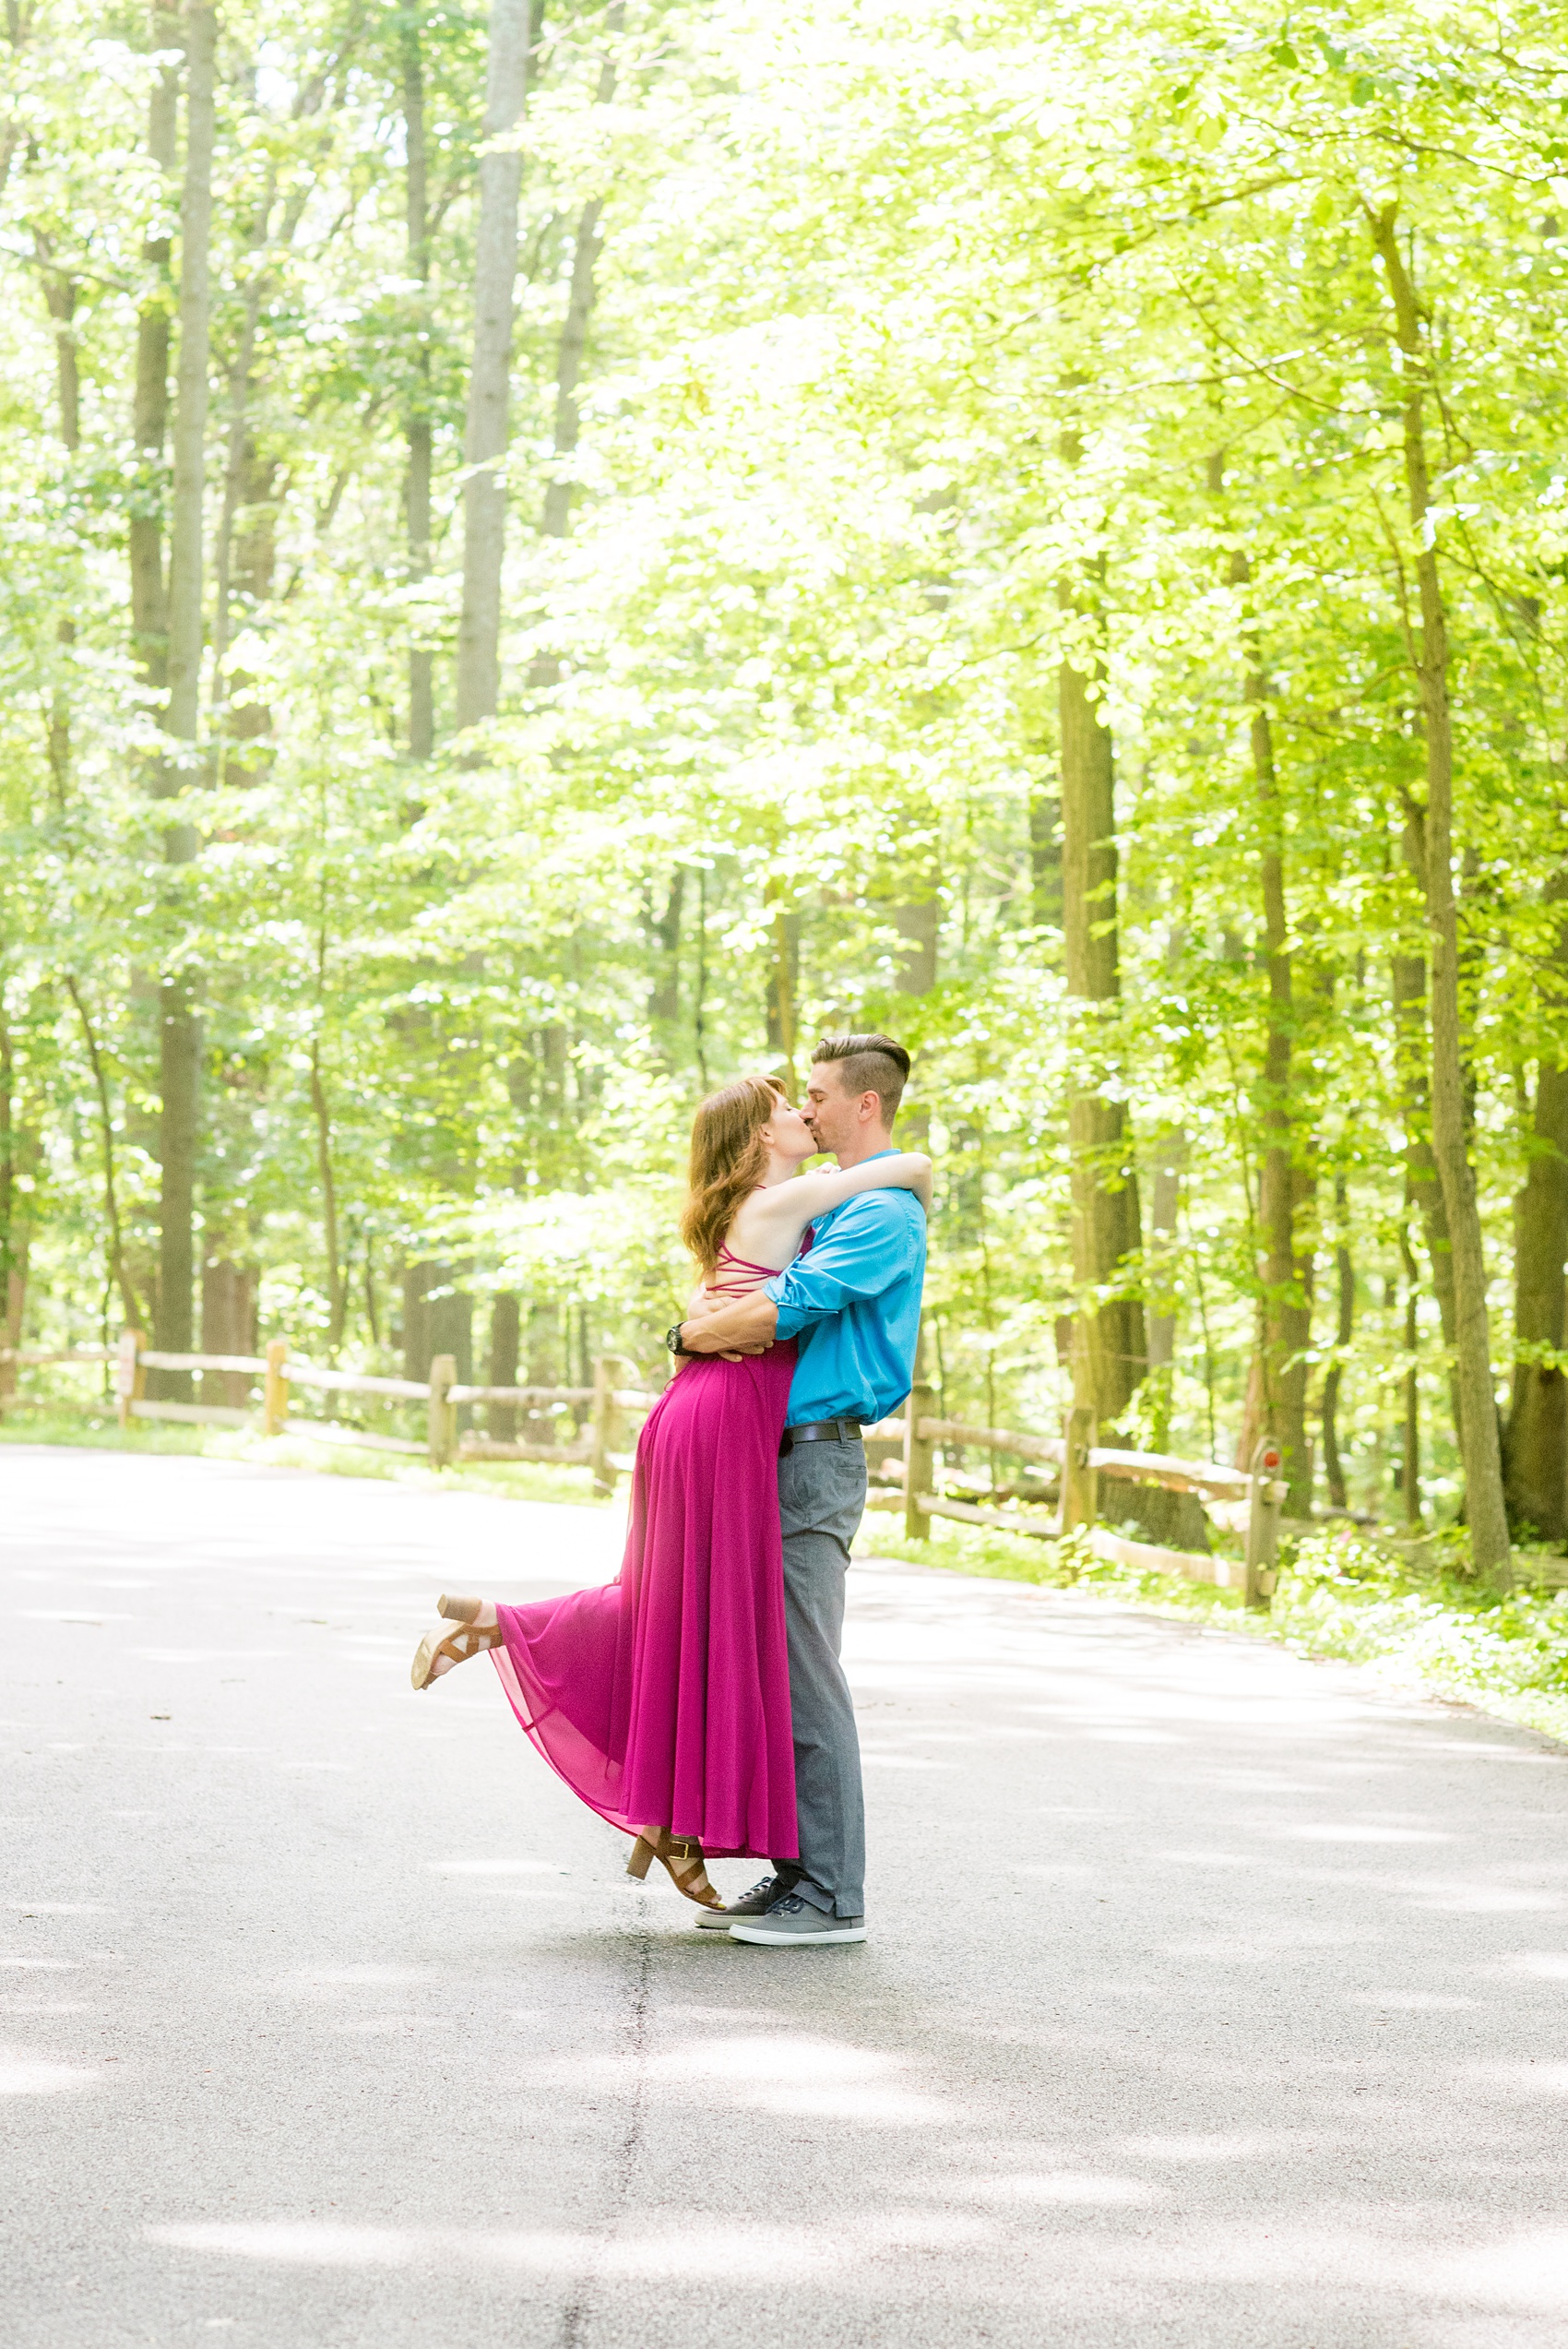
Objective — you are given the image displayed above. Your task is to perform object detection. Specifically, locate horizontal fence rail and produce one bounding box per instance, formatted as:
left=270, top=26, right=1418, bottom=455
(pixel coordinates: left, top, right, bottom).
left=0, top=1329, right=662, bottom=1493
left=866, top=1383, right=1289, bottom=1608
left=7, top=1322, right=1289, bottom=1602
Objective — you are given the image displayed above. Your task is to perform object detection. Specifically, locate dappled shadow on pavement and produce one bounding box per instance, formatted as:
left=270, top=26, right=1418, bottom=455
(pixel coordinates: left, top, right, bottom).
left=6, top=1449, right=1568, bottom=2348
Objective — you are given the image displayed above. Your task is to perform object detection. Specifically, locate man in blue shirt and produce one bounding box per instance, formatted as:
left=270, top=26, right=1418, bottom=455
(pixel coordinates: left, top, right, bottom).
left=677, top=1032, right=927, bottom=1947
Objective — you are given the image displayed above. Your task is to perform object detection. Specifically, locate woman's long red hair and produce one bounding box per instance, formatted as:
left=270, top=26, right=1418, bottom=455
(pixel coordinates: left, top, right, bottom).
left=679, top=1075, right=784, bottom=1274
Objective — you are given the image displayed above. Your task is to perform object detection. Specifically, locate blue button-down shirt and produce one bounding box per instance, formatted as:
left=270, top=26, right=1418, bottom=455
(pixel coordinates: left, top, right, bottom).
left=764, top=1160, right=927, bottom=1427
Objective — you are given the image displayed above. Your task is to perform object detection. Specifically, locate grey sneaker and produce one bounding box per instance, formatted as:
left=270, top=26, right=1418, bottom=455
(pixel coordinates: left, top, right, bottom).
left=694, top=1873, right=790, bottom=1929
left=729, top=1894, right=866, bottom=1947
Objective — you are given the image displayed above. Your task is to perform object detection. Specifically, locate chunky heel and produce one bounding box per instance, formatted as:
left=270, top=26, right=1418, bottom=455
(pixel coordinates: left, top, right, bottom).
left=410, top=1611, right=503, bottom=1689
left=625, top=1827, right=723, bottom=1908
left=625, top=1835, right=655, bottom=1882
left=438, top=1593, right=482, bottom=1623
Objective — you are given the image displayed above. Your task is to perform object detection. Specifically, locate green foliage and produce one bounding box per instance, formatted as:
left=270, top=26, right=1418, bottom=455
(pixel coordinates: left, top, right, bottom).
left=3, top=0, right=1567, bottom=1539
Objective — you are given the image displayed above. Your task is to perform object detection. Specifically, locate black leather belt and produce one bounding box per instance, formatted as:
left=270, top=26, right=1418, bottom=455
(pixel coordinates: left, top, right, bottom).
left=779, top=1419, right=863, bottom=1456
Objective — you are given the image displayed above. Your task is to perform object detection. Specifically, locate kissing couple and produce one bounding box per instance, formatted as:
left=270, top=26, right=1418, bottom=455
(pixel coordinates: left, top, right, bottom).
left=410, top=1032, right=930, bottom=1948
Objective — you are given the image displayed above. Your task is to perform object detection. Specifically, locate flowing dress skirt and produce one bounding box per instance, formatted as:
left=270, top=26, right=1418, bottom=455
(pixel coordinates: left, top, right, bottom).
left=491, top=1343, right=799, bottom=1858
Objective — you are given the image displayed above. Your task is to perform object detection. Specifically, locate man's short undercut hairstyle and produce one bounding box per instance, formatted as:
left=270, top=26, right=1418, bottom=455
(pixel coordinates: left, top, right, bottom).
left=810, top=1032, right=911, bottom=1127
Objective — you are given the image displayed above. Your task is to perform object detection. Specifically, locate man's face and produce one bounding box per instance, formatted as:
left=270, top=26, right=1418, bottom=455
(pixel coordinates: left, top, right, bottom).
left=804, top=1061, right=861, bottom=1157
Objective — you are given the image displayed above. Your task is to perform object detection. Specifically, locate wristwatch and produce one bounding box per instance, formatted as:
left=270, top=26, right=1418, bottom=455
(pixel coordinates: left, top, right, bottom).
left=665, top=1323, right=695, bottom=1357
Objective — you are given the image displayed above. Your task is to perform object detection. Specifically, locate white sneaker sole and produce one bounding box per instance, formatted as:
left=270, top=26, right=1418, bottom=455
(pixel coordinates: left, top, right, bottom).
left=728, top=1919, right=866, bottom=1946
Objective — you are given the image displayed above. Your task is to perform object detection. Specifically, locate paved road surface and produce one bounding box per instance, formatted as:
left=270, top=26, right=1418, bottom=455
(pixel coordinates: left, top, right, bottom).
left=6, top=1445, right=1568, bottom=2349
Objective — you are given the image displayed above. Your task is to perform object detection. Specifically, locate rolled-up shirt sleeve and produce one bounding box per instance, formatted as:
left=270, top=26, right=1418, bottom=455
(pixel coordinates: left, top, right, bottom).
left=765, top=1195, right=923, bottom=1341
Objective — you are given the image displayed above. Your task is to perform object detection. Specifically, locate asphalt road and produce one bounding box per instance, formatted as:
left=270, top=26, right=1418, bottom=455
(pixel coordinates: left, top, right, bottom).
left=6, top=1443, right=1568, bottom=2349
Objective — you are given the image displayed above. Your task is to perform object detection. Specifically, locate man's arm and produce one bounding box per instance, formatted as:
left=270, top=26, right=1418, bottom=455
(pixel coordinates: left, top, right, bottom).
left=679, top=1194, right=923, bottom=1356
left=679, top=1290, right=778, bottom=1355
left=765, top=1192, right=922, bottom=1339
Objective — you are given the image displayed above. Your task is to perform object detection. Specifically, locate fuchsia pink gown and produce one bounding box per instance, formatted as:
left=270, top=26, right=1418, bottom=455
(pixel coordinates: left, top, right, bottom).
left=490, top=1241, right=801, bottom=1859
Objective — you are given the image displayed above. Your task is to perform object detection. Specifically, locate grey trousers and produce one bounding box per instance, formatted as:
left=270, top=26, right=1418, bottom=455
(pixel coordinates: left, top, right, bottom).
left=771, top=1436, right=867, bottom=1919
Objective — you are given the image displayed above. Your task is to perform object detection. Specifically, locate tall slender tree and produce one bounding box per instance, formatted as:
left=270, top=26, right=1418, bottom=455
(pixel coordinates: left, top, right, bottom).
left=1369, top=203, right=1511, bottom=1581
left=455, top=0, right=534, bottom=735
left=153, top=0, right=217, bottom=1387
left=402, top=6, right=434, bottom=759
left=1060, top=545, right=1145, bottom=1426
left=1504, top=875, right=1568, bottom=1541
left=1239, top=554, right=1314, bottom=1508
left=131, top=9, right=180, bottom=696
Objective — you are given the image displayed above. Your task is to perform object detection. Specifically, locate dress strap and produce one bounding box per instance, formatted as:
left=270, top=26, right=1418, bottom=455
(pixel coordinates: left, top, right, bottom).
left=716, top=1242, right=779, bottom=1279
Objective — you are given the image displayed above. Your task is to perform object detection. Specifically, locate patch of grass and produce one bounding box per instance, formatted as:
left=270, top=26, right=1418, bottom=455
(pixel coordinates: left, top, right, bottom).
left=0, top=1408, right=618, bottom=1510
left=857, top=1517, right=1241, bottom=1618
left=857, top=1516, right=1568, bottom=1745
left=0, top=1406, right=211, bottom=1456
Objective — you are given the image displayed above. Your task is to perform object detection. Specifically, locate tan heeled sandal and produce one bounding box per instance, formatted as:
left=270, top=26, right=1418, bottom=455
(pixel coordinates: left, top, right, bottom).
left=410, top=1612, right=502, bottom=1689
left=626, top=1827, right=724, bottom=1910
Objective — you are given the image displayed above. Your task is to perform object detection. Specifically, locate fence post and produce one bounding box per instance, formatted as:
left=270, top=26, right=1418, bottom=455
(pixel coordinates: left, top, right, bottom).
left=116, top=1328, right=146, bottom=1430
left=1245, top=1434, right=1284, bottom=1608
left=589, top=1355, right=616, bottom=1496
left=428, top=1353, right=457, bottom=1468
left=1063, top=1404, right=1098, bottom=1532
left=262, top=1338, right=288, bottom=1437
left=903, top=1377, right=936, bottom=1540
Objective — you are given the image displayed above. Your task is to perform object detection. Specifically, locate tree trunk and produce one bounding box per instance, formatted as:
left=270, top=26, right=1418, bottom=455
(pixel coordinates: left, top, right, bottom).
left=1397, top=1217, right=1422, bottom=1526
left=0, top=1244, right=25, bottom=1417
left=210, top=172, right=272, bottom=744
left=131, top=9, right=180, bottom=690
left=152, top=0, right=216, bottom=1390
left=1370, top=204, right=1511, bottom=1581
left=1505, top=877, right=1568, bottom=1540
left=1392, top=942, right=1460, bottom=1445
left=201, top=1251, right=255, bottom=1405
left=1146, top=1125, right=1182, bottom=1451
left=764, top=875, right=799, bottom=1087
left=165, top=1, right=214, bottom=756
left=64, top=976, right=143, bottom=1330
left=694, top=862, right=710, bottom=1091
left=529, top=8, right=619, bottom=686
left=403, top=1260, right=472, bottom=1391
left=1320, top=1175, right=1354, bottom=1511
left=893, top=898, right=938, bottom=998
left=308, top=1035, right=344, bottom=1353
left=402, top=15, right=434, bottom=759
left=1060, top=638, right=1145, bottom=1425
left=648, top=868, right=683, bottom=1042
left=1028, top=789, right=1061, bottom=929
left=455, top=0, right=535, bottom=735
left=540, top=190, right=605, bottom=546
left=38, top=252, right=79, bottom=449
left=0, top=1004, right=20, bottom=1406
left=1211, top=449, right=1315, bottom=1508
left=34, top=241, right=78, bottom=803
left=1248, top=621, right=1313, bottom=1510
left=487, top=1289, right=520, bottom=1440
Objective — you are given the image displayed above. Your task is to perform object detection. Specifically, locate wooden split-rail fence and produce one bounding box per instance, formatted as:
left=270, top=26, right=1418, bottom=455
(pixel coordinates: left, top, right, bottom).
left=5, top=1336, right=1288, bottom=1606
left=0, top=1333, right=661, bottom=1495
left=861, top=1382, right=1289, bottom=1610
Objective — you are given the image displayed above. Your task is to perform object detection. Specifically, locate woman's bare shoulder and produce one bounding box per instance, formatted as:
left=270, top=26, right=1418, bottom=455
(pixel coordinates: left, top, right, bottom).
left=719, top=1193, right=800, bottom=1271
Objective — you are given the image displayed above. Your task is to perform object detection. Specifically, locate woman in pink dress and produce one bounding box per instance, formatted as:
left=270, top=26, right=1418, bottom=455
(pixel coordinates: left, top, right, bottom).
left=409, top=1076, right=931, bottom=1910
